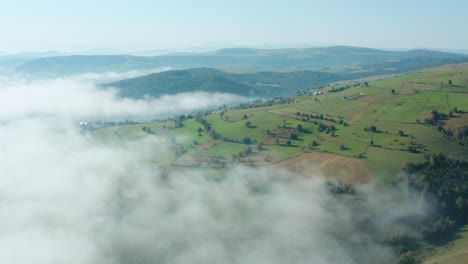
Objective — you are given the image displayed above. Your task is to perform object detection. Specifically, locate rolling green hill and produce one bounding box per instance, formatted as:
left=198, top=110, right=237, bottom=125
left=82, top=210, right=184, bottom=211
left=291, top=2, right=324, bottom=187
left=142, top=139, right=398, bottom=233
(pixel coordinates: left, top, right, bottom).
left=106, top=68, right=343, bottom=98
left=15, top=46, right=468, bottom=76
left=97, top=63, right=468, bottom=183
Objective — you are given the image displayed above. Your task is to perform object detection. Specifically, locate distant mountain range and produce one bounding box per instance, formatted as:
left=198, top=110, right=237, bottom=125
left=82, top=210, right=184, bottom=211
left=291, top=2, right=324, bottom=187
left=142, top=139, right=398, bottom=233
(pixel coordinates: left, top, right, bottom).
left=10, top=46, right=468, bottom=76
left=104, top=46, right=468, bottom=99
left=2, top=46, right=467, bottom=99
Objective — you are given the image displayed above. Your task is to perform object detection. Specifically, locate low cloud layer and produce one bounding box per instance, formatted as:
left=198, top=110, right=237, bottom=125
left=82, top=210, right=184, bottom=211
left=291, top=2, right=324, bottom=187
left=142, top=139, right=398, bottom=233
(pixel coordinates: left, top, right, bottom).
left=0, top=76, right=246, bottom=120
left=68, top=67, right=173, bottom=83
left=0, top=73, right=426, bottom=264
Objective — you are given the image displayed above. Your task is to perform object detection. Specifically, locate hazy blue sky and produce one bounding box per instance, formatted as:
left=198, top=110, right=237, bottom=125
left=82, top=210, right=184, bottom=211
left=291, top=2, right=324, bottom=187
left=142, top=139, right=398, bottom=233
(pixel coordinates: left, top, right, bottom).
left=1, top=0, right=467, bottom=53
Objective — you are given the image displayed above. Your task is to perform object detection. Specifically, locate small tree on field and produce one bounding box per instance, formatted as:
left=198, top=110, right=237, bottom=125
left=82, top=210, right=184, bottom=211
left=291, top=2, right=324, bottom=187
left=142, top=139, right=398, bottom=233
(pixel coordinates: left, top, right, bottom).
left=431, top=110, right=440, bottom=122
left=407, top=146, right=417, bottom=153
left=243, top=137, right=252, bottom=144
left=290, top=132, right=298, bottom=140
left=257, top=143, right=263, bottom=151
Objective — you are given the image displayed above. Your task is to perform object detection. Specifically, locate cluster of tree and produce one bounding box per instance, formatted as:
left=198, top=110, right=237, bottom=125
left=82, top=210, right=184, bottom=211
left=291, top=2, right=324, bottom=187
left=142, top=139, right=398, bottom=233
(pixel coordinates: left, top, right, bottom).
left=256, top=142, right=264, bottom=151
left=424, top=109, right=448, bottom=125
left=363, top=125, right=379, bottom=133
left=287, top=132, right=297, bottom=140
left=325, top=82, right=367, bottom=93
left=296, top=124, right=303, bottom=132
left=307, top=140, right=319, bottom=150
left=274, top=138, right=294, bottom=146
left=176, top=114, right=197, bottom=127
left=141, top=126, right=155, bottom=135
left=221, top=136, right=256, bottom=145
left=329, top=85, right=352, bottom=93
left=401, top=154, right=468, bottom=241
left=116, top=120, right=139, bottom=126
left=242, top=137, right=253, bottom=144
left=232, top=146, right=254, bottom=161
left=407, top=146, right=418, bottom=153
left=241, top=146, right=253, bottom=156
left=295, top=112, right=347, bottom=125
left=444, top=125, right=468, bottom=146
left=386, top=154, right=468, bottom=263
left=173, top=145, right=187, bottom=157
left=234, top=97, right=299, bottom=110
left=424, top=108, right=467, bottom=146
left=196, top=116, right=221, bottom=140
left=173, top=120, right=184, bottom=128
left=317, top=122, right=336, bottom=134
left=325, top=181, right=355, bottom=194
left=80, top=120, right=138, bottom=130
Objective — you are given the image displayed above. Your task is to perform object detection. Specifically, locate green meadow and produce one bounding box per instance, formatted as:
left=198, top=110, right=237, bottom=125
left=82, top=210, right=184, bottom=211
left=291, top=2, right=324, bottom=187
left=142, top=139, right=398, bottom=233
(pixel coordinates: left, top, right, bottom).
left=95, top=63, right=468, bottom=185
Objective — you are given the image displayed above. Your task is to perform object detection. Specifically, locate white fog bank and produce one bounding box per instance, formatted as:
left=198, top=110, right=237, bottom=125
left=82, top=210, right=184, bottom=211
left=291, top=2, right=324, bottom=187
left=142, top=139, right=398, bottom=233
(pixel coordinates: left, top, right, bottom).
left=0, top=73, right=427, bottom=264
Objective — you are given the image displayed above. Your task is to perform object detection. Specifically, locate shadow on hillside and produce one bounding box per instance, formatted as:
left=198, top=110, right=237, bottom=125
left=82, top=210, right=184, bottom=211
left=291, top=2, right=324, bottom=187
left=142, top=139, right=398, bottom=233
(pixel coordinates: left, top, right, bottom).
left=427, top=228, right=465, bottom=247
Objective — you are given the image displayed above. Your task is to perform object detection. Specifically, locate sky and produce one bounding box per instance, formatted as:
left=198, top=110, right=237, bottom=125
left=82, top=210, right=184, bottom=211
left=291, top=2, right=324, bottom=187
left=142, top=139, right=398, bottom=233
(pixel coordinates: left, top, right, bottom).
left=1, top=0, right=467, bottom=53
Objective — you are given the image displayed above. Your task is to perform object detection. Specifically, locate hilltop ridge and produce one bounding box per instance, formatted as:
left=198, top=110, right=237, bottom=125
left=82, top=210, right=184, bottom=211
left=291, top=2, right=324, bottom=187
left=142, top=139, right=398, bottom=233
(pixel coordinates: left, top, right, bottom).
left=13, top=46, right=468, bottom=76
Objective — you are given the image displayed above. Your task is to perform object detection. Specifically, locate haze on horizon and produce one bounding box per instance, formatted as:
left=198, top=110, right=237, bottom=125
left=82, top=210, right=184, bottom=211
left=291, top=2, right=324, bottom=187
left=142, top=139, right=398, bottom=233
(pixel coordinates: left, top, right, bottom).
left=1, top=0, right=467, bottom=54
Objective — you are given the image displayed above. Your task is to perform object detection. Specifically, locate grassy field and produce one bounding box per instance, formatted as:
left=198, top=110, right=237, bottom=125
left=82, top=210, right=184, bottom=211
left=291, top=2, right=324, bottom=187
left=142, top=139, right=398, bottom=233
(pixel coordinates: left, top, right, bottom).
left=423, top=225, right=468, bottom=264
left=94, top=63, right=468, bottom=185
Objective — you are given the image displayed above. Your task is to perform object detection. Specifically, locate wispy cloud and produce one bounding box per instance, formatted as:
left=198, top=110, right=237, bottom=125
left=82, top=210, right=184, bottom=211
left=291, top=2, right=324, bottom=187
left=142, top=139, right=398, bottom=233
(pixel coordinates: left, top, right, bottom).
left=68, top=67, right=172, bottom=83
left=0, top=75, right=247, bottom=120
